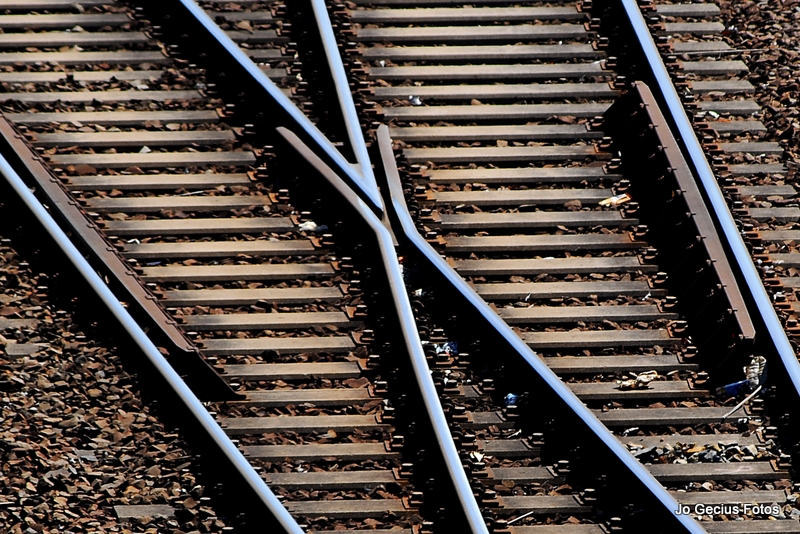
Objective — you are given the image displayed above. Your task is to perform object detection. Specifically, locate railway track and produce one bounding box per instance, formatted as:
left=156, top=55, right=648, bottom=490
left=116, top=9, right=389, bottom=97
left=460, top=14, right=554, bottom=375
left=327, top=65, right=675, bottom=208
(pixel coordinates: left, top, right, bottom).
left=0, top=236, right=240, bottom=532
left=0, top=0, right=474, bottom=531
left=0, top=0, right=799, bottom=532
left=335, top=0, right=800, bottom=530
left=631, top=0, right=800, bottom=358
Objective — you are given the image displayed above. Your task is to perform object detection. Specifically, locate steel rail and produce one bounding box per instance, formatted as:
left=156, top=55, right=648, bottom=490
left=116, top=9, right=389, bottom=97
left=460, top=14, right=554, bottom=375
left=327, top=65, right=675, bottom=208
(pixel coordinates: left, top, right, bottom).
left=598, top=0, right=800, bottom=415
left=0, top=154, right=302, bottom=533
left=0, top=115, right=238, bottom=401
left=275, top=126, right=488, bottom=534
left=291, top=0, right=378, bottom=197
left=141, top=0, right=383, bottom=213
left=373, top=125, right=704, bottom=533
left=602, top=83, right=755, bottom=365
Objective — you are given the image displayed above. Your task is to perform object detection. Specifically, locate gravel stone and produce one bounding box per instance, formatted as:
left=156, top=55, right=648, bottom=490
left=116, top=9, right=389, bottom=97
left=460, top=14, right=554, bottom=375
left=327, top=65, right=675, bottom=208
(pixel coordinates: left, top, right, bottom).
left=0, top=238, right=233, bottom=533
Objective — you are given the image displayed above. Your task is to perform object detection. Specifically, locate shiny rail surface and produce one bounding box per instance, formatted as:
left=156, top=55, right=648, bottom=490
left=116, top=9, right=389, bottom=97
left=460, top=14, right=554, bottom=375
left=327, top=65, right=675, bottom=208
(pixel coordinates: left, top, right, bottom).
left=0, top=0, right=799, bottom=532
left=276, top=126, right=486, bottom=532
left=337, top=0, right=800, bottom=529
left=593, top=0, right=800, bottom=444
left=0, top=0, right=477, bottom=530
left=0, top=133, right=302, bottom=533
left=374, top=122, right=705, bottom=533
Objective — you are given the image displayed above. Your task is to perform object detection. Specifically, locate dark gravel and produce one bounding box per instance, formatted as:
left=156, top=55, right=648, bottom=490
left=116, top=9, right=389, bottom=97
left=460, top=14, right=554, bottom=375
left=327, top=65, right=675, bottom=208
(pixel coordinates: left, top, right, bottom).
left=0, top=239, right=233, bottom=533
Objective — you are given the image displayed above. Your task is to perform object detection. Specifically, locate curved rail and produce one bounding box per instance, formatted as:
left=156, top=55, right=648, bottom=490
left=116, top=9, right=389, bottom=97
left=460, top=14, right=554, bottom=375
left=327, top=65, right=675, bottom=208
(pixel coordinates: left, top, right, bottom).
left=0, top=153, right=302, bottom=532
left=291, top=0, right=378, bottom=197
left=596, top=0, right=800, bottom=416
left=143, top=0, right=384, bottom=212
left=276, top=126, right=488, bottom=534
left=373, top=125, right=705, bottom=533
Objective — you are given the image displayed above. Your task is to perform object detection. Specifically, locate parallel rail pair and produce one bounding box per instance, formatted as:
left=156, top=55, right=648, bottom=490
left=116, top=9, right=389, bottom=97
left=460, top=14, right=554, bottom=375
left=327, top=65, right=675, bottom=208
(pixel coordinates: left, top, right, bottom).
left=0, top=0, right=797, bottom=532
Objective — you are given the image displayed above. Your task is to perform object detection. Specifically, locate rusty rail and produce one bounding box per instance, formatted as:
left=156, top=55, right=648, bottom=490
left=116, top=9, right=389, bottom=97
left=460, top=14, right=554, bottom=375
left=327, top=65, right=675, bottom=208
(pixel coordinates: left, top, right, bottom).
left=0, top=115, right=237, bottom=400
left=0, top=140, right=302, bottom=534
left=137, top=0, right=383, bottom=212
left=602, top=83, right=756, bottom=379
